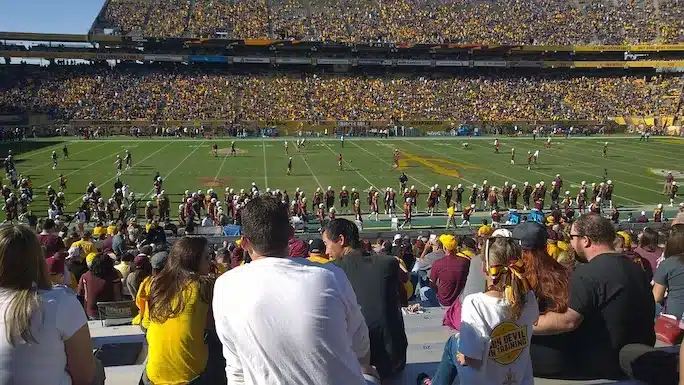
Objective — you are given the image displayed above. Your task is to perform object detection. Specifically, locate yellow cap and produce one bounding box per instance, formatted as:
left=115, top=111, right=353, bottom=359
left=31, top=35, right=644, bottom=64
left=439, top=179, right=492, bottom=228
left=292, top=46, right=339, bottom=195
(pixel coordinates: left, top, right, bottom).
left=617, top=231, right=631, bottom=249
left=439, top=234, right=458, bottom=252
left=86, top=252, right=98, bottom=266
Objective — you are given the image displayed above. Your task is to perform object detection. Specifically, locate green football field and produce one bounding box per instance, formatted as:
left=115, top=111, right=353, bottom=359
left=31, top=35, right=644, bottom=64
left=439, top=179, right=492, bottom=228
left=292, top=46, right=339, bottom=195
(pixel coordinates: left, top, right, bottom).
left=1, top=135, right=682, bottom=221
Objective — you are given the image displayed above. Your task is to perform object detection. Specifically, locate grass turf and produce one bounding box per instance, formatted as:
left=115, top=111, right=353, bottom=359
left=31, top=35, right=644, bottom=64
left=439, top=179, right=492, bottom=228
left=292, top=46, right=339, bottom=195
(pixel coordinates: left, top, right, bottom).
left=1, top=135, right=682, bottom=222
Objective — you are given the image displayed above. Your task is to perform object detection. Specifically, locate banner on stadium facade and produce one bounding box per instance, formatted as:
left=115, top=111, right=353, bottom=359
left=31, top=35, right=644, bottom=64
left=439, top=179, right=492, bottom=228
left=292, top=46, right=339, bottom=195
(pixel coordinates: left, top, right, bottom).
left=0, top=51, right=97, bottom=59
left=317, top=58, right=352, bottom=65
left=572, top=45, right=629, bottom=52
left=358, top=59, right=392, bottom=66
left=434, top=60, right=468, bottom=67
left=509, top=61, right=544, bottom=68
left=275, top=57, right=311, bottom=64
left=473, top=61, right=507, bottom=67
left=0, top=32, right=88, bottom=42
left=337, top=121, right=370, bottom=127
left=95, top=53, right=144, bottom=61
left=232, top=57, right=270, bottom=64
left=626, top=60, right=684, bottom=68
left=397, top=59, right=431, bottom=66
left=571, top=61, right=627, bottom=68
left=405, top=121, right=446, bottom=127
left=629, top=44, right=684, bottom=52
left=188, top=55, right=228, bottom=63
left=143, top=55, right=184, bottom=62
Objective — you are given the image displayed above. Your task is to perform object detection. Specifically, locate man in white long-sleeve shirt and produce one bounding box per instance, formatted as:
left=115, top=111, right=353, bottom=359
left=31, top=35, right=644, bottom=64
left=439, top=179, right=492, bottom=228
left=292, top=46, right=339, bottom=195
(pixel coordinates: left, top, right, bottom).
left=213, top=197, right=379, bottom=385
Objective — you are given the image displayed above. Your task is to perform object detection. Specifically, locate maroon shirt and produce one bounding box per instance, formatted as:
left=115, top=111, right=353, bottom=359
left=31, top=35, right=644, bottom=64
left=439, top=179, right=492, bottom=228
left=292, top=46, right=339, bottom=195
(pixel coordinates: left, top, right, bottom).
left=634, top=246, right=663, bottom=273
left=38, top=233, right=65, bottom=257
left=430, top=253, right=471, bottom=306
left=77, top=271, right=121, bottom=319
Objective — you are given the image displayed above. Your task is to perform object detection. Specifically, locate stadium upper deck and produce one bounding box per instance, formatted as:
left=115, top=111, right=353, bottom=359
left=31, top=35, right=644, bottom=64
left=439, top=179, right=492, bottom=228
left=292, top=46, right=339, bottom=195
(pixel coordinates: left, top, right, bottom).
left=88, top=0, right=684, bottom=45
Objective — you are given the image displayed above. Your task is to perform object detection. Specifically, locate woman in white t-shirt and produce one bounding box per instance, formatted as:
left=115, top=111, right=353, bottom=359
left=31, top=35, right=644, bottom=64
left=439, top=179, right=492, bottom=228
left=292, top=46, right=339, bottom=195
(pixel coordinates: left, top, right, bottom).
left=417, top=237, right=539, bottom=385
left=0, top=224, right=102, bottom=385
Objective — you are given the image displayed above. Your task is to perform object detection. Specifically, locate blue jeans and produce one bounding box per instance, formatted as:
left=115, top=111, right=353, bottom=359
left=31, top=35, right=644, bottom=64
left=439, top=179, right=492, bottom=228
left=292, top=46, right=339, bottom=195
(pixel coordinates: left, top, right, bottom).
left=419, top=287, right=440, bottom=307
left=431, top=334, right=462, bottom=385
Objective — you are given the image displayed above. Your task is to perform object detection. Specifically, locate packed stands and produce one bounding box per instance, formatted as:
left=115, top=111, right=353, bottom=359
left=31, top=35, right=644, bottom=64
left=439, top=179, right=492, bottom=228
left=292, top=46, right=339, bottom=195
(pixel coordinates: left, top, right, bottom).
left=91, top=0, right=684, bottom=44
left=0, top=65, right=679, bottom=122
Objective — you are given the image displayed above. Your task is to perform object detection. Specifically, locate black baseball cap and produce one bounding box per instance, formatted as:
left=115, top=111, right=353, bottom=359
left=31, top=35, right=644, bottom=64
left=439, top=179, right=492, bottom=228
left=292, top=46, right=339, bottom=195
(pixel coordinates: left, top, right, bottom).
left=512, top=222, right=548, bottom=250
left=309, top=239, right=325, bottom=254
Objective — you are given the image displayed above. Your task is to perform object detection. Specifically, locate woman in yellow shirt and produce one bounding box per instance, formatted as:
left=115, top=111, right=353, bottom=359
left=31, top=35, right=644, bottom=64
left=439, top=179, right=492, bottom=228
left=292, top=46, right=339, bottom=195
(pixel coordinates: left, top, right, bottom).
left=142, top=237, right=217, bottom=385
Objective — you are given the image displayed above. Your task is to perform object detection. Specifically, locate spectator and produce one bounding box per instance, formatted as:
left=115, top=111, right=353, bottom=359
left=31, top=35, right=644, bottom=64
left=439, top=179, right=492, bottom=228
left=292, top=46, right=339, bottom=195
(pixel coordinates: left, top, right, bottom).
left=533, top=214, right=655, bottom=379
left=288, top=236, right=309, bottom=258
left=127, top=254, right=152, bottom=300
left=423, top=234, right=471, bottom=308
left=92, top=222, right=106, bottom=239
left=635, top=227, right=664, bottom=270
left=143, top=236, right=218, bottom=385
left=637, top=211, right=650, bottom=223
left=128, top=219, right=141, bottom=243
left=213, top=197, right=380, bottom=385
left=66, top=246, right=88, bottom=283
left=307, top=238, right=330, bottom=263
left=133, top=251, right=167, bottom=331
left=653, top=231, right=684, bottom=320
left=417, top=237, right=539, bottom=385
left=112, top=226, right=127, bottom=256
left=324, top=218, right=407, bottom=380
left=0, top=224, right=104, bottom=385
left=512, top=221, right=572, bottom=377
left=71, top=231, right=96, bottom=256
left=412, top=237, right=444, bottom=291
left=114, top=251, right=135, bottom=287
left=443, top=235, right=482, bottom=330
left=145, top=219, right=166, bottom=245
left=77, top=253, right=123, bottom=320
left=38, top=218, right=65, bottom=257
left=106, top=221, right=118, bottom=237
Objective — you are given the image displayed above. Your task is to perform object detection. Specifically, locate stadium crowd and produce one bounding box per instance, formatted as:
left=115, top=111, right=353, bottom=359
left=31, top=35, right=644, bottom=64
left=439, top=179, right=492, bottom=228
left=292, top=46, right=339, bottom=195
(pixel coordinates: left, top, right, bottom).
left=95, top=0, right=683, bottom=44
left=0, top=196, right=683, bottom=384
left=0, top=66, right=679, bottom=122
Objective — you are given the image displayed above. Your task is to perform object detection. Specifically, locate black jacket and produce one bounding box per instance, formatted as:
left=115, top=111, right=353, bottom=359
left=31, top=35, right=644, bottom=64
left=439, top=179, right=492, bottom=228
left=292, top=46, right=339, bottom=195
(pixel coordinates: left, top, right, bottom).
left=333, top=249, right=407, bottom=379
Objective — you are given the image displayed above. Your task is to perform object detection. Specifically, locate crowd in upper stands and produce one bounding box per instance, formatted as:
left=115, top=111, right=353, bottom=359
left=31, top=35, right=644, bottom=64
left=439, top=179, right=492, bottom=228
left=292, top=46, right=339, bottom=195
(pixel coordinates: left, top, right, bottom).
left=94, top=0, right=684, bottom=44
left=0, top=198, right=683, bottom=384
left=0, top=65, right=680, bottom=121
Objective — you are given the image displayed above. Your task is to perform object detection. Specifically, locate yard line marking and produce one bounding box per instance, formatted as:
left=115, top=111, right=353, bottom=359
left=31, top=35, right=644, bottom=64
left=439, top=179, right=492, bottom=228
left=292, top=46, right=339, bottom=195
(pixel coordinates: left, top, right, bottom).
left=351, top=140, right=432, bottom=189
left=66, top=141, right=175, bottom=207
left=38, top=145, right=131, bottom=189
left=14, top=142, right=66, bottom=162
left=459, top=140, right=646, bottom=205
left=213, top=148, right=230, bottom=183
left=484, top=139, right=664, bottom=194
left=262, top=140, right=268, bottom=189
left=319, top=140, right=377, bottom=190
left=556, top=140, right=670, bottom=180
left=22, top=142, right=109, bottom=174
left=401, top=139, right=517, bottom=186
left=143, top=140, right=207, bottom=200
left=299, top=153, right=324, bottom=191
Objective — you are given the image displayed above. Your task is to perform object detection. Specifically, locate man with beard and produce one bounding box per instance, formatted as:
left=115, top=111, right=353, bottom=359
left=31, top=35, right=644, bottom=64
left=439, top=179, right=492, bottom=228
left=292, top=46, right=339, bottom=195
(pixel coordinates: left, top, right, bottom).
left=532, top=214, right=655, bottom=380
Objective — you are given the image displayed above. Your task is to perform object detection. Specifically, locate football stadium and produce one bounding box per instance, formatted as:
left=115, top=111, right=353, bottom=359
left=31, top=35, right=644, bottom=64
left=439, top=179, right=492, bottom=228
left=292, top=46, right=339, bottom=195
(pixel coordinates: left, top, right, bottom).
left=1, top=0, right=684, bottom=384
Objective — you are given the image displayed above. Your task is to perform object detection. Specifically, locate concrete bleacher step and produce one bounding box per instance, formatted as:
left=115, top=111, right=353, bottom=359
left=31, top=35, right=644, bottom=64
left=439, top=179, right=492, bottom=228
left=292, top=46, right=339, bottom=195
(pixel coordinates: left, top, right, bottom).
left=95, top=311, right=637, bottom=385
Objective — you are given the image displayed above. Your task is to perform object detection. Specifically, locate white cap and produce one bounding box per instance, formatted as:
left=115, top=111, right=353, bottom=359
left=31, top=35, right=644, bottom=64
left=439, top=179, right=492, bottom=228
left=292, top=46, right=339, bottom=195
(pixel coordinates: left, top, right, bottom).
left=524, top=182, right=529, bottom=186
left=327, top=186, right=332, bottom=190
left=458, top=184, right=462, bottom=188
left=483, top=180, right=488, bottom=184
left=565, top=191, right=570, bottom=195
left=411, top=185, right=415, bottom=189
left=316, top=187, right=321, bottom=192
left=393, top=234, right=402, bottom=241
left=319, top=203, right=324, bottom=208
left=447, top=185, right=451, bottom=189
left=641, top=211, right=646, bottom=215
left=540, top=181, right=545, bottom=186
left=535, top=184, right=540, bottom=188
left=342, top=186, right=346, bottom=190
left=658, top=204, right=663, bottom=209
left=608, top=180, right=612, bottom=185
left=491, top=210, right=497, bottom=214
left=492, top=229, right=513, bottom=238
left=431, top=186, right=435, bottom=191
left=512, top=184, right=516, bottom=188
left=351, top=188, right=356, bottom=192
left=504, top=181, right=508, bottom=186
left=556, top=174, right=560, bottom=178
left=472, top=184, right=477, bottom=188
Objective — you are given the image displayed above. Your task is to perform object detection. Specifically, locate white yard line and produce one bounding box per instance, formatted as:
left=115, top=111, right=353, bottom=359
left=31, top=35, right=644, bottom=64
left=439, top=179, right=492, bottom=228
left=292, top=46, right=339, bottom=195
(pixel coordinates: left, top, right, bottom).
left=477, top=139, right=664, bottom=194
left=319, top=140, right=377, bottom=190
left=299, top=153, right=324, bottom=191
left=38, top=145, right=131, bottom=189
left=350, top=140, right=432, bottom=190
left=142, top=140, right=207, bottom=199
left=214, top=149, right=230, bottom=182
left=402, top=139, right=515, bottom=187
left=262, top=140, right=269, bottom=189
left=23, top=142, right=109, bottom=174
left=66, top=141, right=176, bottom=207
left=426, top=139, right=645, bottom=205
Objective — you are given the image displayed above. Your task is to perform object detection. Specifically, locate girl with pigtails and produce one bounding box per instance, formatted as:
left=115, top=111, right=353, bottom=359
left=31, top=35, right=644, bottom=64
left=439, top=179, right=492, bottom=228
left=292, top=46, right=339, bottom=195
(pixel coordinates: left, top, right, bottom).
left=417, top=237, right=539, bottom=385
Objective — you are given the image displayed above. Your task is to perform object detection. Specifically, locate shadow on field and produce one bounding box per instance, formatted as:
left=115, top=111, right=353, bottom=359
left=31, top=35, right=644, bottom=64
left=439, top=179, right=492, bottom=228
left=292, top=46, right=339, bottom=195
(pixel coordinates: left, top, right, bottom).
left=0, top=141, right=63, bottom=156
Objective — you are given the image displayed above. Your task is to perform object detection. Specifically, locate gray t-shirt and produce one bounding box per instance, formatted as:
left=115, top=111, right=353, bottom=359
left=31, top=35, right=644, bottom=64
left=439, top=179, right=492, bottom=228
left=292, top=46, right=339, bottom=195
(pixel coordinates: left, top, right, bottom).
left=654, top=255, right=684, bottom=319
left=417, top=250, right=445, bottom=273
left=459, top=253, right=486, bottom=301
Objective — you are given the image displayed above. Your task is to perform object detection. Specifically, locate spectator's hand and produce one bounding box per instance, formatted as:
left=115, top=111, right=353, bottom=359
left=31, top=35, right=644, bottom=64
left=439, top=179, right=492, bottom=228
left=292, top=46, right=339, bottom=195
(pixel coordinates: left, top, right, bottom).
left=360, top=364, right=380, bottom=380
left=456, top=352, right=467, bottom=366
